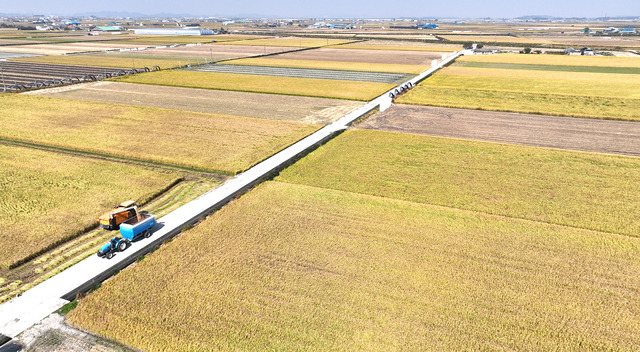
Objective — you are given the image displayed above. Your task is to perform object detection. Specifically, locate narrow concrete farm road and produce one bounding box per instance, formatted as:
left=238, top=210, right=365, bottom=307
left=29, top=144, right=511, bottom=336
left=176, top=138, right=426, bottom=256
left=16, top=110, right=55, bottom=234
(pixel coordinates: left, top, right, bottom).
left=0, top=51, right=463, bottom=342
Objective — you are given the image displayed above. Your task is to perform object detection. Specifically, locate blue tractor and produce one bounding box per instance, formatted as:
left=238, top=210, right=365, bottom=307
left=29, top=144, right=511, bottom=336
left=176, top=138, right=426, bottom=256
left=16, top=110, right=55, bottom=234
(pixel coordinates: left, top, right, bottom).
left=96, top=236, right=128, bottom=259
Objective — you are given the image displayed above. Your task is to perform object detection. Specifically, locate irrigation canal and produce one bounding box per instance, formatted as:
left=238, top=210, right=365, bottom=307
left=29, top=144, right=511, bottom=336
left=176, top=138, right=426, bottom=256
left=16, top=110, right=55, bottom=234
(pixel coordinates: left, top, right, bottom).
left=0, top=50, right=465, bottom=345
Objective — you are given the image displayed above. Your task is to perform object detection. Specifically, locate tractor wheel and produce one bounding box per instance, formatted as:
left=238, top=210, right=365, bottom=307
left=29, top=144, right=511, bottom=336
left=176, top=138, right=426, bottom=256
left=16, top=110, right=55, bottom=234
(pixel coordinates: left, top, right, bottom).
left=144, top=230, right=152, bottom=238
left=106, top=252, right=114, bottom=259
left=118, top=241, right=127, bottom=251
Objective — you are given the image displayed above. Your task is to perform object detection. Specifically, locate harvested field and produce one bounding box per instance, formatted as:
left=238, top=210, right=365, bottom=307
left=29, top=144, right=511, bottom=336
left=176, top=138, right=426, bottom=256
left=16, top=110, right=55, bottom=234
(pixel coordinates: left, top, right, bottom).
left=188, top=64, right=411, bottom=83
left=0, top=61, right=126, bottom=89
left=0, top=94, right=319, bottom=173
left=0, top=39, right=49, bottom=45
left=277, top=130, right=640, bottom=236
left=222, top=57, right=427, bottom=74
left=334, top=40, right=462, bottom=51
left=115, top=70, right=395, bottom=101
left=12, top=43, right=290, bottom=69
left=0, top=143, right=179, bottom=268
left=360, top=105, right=640, bottom=156
left=459, top=53, right=640, bottom=68
left=541, top=36, right=640, bottom=49
left=113, top=35, right=265, bottom=45
left=398, top=66, right=640, bottom=121
left=0, top=42, right=142, bottom=56
left=0, top=51, right=39, bottom=60
left=13, top=54, right=185, bottom=70
left=441, top=35, right=552, bottom=44
left=29, top=82, right=363, bottom=124
left=68, top=181, right=640, bottom=351
left=218, top=37, right=354, bottom=47
left=267, top=47, right=442, bottom=65
left=137, top=44, right=291, bottom=59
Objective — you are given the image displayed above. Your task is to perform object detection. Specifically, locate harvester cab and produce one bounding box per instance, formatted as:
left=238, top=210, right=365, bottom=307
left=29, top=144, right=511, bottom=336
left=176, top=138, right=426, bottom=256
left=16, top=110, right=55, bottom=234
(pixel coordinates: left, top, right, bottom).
left=98, top=200, right=139, bottom=230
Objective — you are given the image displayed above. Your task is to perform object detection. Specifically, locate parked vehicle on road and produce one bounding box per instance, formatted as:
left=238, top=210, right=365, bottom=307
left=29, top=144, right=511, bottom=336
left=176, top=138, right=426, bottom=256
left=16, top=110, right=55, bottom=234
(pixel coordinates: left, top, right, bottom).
left=96, top=201, right=156, bottom=259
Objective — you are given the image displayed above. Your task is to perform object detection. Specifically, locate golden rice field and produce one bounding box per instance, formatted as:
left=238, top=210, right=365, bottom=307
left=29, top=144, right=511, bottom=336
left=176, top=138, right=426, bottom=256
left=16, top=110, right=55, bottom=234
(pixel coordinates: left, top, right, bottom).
left=399, top=86, right=640, bottom=121
left=0, top=143, right=179, bottom=268
left=68, top=181, right=640, bottom=351
left=459, top=53, right=640, bottom=68
left=115, top=71, right=394, bottom=101
left=13, top=54, right=185, bottom=70
left=218, top=37, right=354, bottom=47
left=0, top=95, right=318, bottom=174
left=398, top=65, right=640, bottom=120
left=223, top=57, right=427, bottom=74
left=277, top=130, right=640, bottom=237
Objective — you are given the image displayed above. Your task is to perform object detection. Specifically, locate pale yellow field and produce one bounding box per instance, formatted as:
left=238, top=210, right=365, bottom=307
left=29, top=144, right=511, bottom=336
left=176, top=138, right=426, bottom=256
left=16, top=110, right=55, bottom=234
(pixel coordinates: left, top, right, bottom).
left=223, top=57, right=427, bottom=74
left=14, top=55, right=183, bottom=70
left=441, top=35, right=552, bottom=44
left=112, top=35, right=261, bottom=45
left=218, top=37, right=354, bottom=47
left=460, top=53, right=640, bottom=67
left=334, top=44, right=460, bottom=52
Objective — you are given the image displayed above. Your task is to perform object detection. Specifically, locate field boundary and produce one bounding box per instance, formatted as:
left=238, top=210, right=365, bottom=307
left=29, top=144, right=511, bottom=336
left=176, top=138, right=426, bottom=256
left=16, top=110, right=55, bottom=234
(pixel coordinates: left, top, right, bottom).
left=0, top=137, right=234, bottom=176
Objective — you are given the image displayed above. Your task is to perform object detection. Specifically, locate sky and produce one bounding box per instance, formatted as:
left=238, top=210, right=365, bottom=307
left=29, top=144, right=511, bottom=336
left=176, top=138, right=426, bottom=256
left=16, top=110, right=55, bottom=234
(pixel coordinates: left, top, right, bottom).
left=1, top=0, right=639, bottom=18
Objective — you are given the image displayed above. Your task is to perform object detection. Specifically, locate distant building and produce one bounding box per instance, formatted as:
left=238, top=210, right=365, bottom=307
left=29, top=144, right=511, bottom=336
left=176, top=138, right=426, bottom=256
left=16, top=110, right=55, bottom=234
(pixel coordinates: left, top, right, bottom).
left=603, top=27, right=619, bottom=34
left=566, top=47, right=595, bottom=56
left=473, top=48, right=496, bottom=55
left=331, top=23, right=355, bottom=29
left=580, top=47, right=595, bottom=56
left=95, top=26, right=124, bottom=32
left=133, top=28, right=217, bottom=36
left=564, top=47, right=579, bottom=55
left=620, top=27, right=637, bottom=34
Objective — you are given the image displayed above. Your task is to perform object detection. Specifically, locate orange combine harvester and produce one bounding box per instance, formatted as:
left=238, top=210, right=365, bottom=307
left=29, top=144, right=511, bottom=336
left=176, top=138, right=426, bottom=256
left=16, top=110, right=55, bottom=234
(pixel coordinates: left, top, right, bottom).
left=97, top=200, right=139, bottom=230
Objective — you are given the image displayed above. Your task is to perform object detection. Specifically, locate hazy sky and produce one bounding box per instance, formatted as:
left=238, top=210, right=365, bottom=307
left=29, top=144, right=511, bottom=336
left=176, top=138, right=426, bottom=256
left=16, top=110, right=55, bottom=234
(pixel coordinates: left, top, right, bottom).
left=2, top=0, right=639, bottom=18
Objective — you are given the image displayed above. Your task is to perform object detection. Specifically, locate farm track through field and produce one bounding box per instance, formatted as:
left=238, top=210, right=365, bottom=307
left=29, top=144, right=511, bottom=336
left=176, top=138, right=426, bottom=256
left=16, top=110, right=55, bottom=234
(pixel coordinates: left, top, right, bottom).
left=360, top=105, right=640, bottom=156
left=187, top=64, right=412, bottom=83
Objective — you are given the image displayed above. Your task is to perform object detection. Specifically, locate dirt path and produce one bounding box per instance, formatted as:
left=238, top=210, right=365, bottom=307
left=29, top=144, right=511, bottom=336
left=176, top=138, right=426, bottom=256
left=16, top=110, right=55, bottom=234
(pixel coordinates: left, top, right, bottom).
left=359, top=105, right=640, bottom=156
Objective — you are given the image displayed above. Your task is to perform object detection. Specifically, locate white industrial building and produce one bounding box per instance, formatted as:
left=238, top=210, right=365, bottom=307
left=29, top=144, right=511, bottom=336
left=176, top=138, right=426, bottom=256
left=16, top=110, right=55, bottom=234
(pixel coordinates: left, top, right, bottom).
left=133, top=28, right=217, bottom=36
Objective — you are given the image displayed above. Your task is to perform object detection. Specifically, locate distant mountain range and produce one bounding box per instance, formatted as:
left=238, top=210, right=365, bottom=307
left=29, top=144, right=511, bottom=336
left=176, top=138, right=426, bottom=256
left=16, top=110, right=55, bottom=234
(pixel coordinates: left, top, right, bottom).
left=0, top=11, right=638, bottom=20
